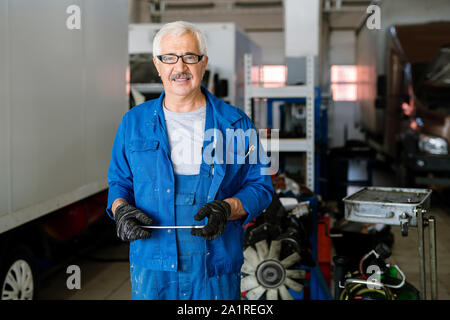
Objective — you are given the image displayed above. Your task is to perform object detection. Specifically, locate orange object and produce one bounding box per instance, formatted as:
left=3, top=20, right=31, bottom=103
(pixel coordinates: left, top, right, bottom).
left=317, top=216, right=331, bottom=264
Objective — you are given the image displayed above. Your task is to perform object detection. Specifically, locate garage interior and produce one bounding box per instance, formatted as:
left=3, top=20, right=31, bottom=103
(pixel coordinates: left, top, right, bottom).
left=1, top=0, right=450, bottom=301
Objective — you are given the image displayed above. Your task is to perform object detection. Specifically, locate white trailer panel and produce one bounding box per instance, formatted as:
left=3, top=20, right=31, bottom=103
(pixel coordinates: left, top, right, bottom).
left=0, top=0, right=10, bottom=218
left=0, top=0, right=128, bottom=234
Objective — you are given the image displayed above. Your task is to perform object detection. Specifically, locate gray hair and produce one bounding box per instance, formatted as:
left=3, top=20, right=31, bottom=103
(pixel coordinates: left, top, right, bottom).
left=153, top=21, right=207, bottom=61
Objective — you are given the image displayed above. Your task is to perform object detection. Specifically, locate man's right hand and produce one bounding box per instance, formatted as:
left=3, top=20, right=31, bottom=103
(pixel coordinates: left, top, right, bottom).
left=114, top=203, right=153, bottom=242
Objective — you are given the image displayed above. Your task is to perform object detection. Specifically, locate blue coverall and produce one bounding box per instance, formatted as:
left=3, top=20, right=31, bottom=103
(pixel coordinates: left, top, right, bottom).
left=107, top=87, right=273, bottom=299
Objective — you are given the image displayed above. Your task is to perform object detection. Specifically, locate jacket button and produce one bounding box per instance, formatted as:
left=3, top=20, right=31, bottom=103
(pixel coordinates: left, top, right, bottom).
left=167, top=189, right=171, bottom=193
left=167, top=229, right=171, bottom=233
left=171, top=264, right=175, bottom=269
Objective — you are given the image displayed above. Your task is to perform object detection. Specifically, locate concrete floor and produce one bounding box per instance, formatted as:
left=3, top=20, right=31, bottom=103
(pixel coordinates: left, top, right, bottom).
left=370, top=164, right=450, bottom=299
left=390, top=210, right=450, bottom=300
left=36, top=240, right=131, bottom=300
left=36, top=165, right=450, bottom=300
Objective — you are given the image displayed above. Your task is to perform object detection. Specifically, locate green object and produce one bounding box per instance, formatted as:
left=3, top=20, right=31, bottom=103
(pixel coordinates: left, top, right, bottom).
left=394, top=281, right=420, bottom=300
left=387, top=266, right=398, bottom=279
left=384, top=268, right=419, bottom=300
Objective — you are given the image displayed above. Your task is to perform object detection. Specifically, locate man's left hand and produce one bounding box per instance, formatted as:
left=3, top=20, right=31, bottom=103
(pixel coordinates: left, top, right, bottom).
left=191, top=200, right=231, bottom=240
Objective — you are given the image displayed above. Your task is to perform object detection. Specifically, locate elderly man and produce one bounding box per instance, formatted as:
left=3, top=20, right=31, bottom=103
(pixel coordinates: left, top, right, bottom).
left=107, top=21, right=273, bottom=300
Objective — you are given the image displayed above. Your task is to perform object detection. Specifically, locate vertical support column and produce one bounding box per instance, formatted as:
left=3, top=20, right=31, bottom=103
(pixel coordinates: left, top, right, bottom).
left=306, top=55, right=315, bottom=192
left=244, top=53, right=252, bottom=119
left=284, top=0, right=319, bottom=58
left=429, top=216, right=438, bottom=300
left=284, top=0, right=318, bottom=192
left=417, top=208, right=427, bottom=300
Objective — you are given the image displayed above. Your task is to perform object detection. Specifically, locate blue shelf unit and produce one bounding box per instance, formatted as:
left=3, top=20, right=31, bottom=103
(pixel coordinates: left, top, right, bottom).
left=266, top=87, right=328, bottom=196
left=265, top=87, right=332, bottom=300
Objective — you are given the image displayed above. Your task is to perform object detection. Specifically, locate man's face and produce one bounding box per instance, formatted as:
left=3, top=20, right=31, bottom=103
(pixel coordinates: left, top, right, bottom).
left=153, top=32, right=208, bottom=98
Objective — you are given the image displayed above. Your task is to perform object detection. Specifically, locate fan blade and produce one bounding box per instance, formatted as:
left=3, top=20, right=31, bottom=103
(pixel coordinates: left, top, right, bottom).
left=268, top=240, right=281, bottom=260
left=266, top=288, right=278, bottom=300
left=241, top=263, right=256, bottom=275
left=278, top=284, right=293, bottom=300
left=284, top=277, right=304, bottom=292
left=244, top=246, right=261, bottom=267
left=255, top=240, right=269, bottom=261
left=280, top=252, right=301, bottom=268
left=246, top=285, right=266, bottom=300
left=241, top=275, right=260, bottom=292
left=286, top=269, right=306, bottom=279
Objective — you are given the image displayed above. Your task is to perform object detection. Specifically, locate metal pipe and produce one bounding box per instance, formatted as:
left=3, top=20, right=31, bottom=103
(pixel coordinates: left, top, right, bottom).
left=417, top=208, right=427, bottom=300
left=345, top=278, right=384, bottom=288
left=384, top=265, right=406, bottom=289
left=141, top=225, right=205, bottom=229
left=429, top=216, right=438, bottom=300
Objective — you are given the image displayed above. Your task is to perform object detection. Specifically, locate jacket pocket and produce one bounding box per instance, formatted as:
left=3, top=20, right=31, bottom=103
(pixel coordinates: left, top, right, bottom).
left=175, top=192, right=195, bottom=206
left=129, top=139, right=160, bottom=182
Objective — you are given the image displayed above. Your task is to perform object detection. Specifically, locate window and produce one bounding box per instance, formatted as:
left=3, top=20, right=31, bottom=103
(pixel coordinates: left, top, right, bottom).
left=259, top=65, right=287, bottom=88
left=330, top=65, right=357, bottom=101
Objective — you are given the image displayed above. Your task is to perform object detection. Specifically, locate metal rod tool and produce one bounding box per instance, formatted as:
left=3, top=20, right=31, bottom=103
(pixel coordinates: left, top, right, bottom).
left=141, top=225, right=205, bottom=229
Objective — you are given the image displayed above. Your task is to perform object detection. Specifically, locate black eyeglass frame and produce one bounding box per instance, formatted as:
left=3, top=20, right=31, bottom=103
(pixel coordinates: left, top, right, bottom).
left=156, top=54, right=204, bottom=64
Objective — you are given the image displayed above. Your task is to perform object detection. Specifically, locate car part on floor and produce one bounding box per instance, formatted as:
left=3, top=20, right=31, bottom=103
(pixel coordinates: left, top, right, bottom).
left=241, top=194, right=315, bottom=300
left=241, top=239, right=306, bottom=300
left=343, top=186, right=437, bottom=299
left=336, top=243, right=419, bottom=300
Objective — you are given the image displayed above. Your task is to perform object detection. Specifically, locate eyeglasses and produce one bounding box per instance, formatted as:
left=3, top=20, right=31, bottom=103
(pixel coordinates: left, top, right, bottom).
left=157, top=54, right=204, bottom=64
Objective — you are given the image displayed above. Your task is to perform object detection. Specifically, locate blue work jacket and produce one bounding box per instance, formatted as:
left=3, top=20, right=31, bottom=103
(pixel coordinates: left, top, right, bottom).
left=106, top=87, right=273, bottom=276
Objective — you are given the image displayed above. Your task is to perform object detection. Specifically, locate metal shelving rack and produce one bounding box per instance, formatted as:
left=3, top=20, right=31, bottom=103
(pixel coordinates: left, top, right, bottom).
left=244, top=54, right=315, bottom=191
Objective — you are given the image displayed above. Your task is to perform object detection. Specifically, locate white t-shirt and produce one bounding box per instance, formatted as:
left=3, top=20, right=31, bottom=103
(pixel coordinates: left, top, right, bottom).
left=163, top=105, right=206, bottom=175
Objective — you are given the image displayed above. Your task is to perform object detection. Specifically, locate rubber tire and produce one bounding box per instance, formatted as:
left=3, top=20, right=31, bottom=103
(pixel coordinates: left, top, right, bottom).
left=0, top=245, right=37, bottom=300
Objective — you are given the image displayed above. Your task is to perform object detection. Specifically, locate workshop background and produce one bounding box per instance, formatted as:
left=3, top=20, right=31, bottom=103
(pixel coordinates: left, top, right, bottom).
left=1, top=0, right=450, bottom=300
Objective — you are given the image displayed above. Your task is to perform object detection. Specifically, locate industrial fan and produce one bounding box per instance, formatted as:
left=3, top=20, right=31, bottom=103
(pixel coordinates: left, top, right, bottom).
left=241, top=239, right=306, bottom=300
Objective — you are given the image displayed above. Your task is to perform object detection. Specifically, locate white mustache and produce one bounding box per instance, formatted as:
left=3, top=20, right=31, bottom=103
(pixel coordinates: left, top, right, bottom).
left=170, top=73, right=193, bottom=81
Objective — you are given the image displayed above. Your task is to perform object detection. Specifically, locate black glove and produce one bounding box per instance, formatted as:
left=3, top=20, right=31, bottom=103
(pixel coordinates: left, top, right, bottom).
left=114, top=203, right=153, bottom=242
left=191, top=200, right=231, bottom=240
